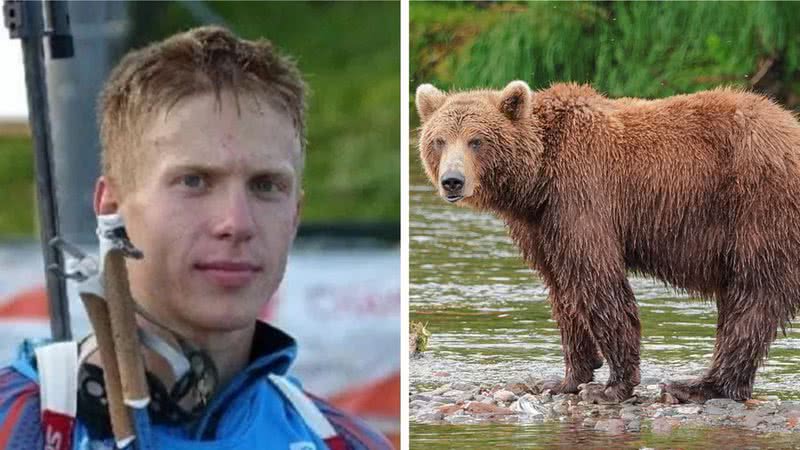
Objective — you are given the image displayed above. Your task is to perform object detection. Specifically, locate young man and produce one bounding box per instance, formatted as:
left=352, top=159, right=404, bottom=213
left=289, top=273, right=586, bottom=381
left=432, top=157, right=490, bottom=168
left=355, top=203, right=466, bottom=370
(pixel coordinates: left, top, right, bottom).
left=0, top=26, right=392, bottom=449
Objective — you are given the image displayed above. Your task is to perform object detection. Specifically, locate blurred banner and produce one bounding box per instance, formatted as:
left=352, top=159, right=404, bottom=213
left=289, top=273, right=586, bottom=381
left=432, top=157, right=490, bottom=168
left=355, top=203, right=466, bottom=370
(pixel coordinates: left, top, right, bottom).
left=0, top=239, right=400, bottom=446
left=267, top=244, right=400, bottom=443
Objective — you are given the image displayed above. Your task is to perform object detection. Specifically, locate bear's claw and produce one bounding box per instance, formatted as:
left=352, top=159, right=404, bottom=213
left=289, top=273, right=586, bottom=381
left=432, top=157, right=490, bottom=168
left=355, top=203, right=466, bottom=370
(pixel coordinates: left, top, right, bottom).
left=660, top=380, right=723, bottom=404
left=578, top=382, right=633, bottom=404
left=540, top=378, right=582, bottom=395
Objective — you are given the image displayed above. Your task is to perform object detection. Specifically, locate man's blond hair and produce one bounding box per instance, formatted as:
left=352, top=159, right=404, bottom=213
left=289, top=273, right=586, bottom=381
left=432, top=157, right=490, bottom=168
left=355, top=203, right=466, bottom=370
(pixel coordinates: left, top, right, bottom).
left=98, top=26, right=306, bottom=192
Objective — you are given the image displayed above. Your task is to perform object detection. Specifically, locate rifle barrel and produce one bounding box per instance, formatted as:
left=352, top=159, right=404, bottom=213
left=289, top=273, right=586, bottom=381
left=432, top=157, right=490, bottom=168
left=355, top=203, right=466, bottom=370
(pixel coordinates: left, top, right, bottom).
left=15, top=0, right=72, bottom=341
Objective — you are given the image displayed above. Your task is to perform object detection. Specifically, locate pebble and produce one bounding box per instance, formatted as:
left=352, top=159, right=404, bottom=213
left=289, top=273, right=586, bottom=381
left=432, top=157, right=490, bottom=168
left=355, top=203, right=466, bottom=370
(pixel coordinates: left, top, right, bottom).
left=594, top=418, right=625, bottom=433
left=767, top=416, right=786, bottom=426
left=438, top=404, right=463, bottom=415
left=493, top=389, right=518, bottom=402
left=744, top=414, right=766, bottom=428
left=652, top=417, right=678, bottom=434
left=785, top=409, right=800, bottom=418
left=430, top=384, right=451, bottom=396
left=705, top=398, right=737, bottom=408
left=409, top=376, right=800, bottom=433
left=779, top=402, right=800, bottom=414
left=660, top=392, right=679, bottom=405
left=465, top=401, right=515, bottom=416
left=676, top=405, right=702, bottom=415
left=446, top=415, right=472, bottom=424
left=410, top=400, right=428, bottom=409
left=704, top=406, right=726, bottom=415
left=410, top=393, right=431, bottom=402
left=510, top=394, right=546, bottom=417
left=451, top=382, right=476, bottom=391
left=417, top=411, right=444, bottom=421
left=729, top=409, right=748, bottom=418
left=552, top=403, right=570, bottom=415
left=504, top=381, right=533, bottom=396
left=653, top=409, right=675, bottom=418
left=442, top=389, right=464, bottom=398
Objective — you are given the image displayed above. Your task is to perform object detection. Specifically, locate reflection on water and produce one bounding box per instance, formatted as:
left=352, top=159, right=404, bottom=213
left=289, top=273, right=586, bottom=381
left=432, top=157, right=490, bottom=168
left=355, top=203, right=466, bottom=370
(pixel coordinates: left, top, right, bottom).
left=409, top=159, right=800, bottom=447
left=412, top=422, right=799, bottom=449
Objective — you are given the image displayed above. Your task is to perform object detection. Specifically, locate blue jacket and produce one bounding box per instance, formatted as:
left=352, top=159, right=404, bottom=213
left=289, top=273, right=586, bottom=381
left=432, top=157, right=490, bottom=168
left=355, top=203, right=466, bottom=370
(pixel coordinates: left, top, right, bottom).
left=0, top=322, right=393, bottom=449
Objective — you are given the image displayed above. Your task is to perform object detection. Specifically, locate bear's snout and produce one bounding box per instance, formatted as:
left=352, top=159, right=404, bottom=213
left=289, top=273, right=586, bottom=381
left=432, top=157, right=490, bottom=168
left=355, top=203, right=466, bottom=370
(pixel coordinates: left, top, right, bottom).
left=440, top=170, right=465, bottom=202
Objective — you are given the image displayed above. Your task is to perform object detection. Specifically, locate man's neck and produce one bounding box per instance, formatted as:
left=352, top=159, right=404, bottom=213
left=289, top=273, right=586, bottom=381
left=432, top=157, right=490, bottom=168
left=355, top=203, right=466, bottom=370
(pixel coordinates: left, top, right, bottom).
left=137, top=318, right=256, bottom=390
left=80, top=318, right=257, bottom=430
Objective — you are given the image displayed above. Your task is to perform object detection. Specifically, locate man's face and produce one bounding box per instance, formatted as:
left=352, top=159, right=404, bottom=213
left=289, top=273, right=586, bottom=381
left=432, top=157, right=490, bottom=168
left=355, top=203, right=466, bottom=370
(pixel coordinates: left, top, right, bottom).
left=105, top=91, right=301, bottom=336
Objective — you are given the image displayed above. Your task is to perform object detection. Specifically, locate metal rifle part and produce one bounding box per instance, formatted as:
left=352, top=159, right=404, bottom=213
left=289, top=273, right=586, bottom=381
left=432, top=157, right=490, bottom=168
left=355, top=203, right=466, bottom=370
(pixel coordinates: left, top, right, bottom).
left=48, top=236, right=98, bottom=282
left=3, top=0, right=75, bottom=341
left=43, top=1, right=73, bottom=58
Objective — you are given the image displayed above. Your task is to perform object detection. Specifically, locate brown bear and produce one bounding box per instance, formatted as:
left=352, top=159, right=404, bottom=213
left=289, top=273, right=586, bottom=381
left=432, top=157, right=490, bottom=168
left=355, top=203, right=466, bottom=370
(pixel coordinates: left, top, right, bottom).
left=415, top=80, right=800, bottom=404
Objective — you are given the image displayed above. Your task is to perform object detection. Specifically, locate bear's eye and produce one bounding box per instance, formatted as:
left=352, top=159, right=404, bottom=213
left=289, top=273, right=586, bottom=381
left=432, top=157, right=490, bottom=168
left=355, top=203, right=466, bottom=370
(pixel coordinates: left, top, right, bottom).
left=433, top=138, right=446, bottom=150
left=468, top=138, right=482, bottom=151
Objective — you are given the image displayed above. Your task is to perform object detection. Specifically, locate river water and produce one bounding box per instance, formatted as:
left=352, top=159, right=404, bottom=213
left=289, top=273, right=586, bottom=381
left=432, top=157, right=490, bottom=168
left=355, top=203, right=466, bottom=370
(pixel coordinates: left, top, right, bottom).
left=409, top=158, right=800, bottom=448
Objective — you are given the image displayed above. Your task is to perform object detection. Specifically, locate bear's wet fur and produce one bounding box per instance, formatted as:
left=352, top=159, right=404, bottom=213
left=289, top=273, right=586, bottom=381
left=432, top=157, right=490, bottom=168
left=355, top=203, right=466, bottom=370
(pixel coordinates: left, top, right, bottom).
left=416, top=81, right=800, bottom=403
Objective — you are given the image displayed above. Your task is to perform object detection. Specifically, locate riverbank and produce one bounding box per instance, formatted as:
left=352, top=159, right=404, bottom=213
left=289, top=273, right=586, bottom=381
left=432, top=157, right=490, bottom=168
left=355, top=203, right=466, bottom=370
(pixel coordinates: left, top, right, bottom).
left=410, top=373, right=800, bottom=434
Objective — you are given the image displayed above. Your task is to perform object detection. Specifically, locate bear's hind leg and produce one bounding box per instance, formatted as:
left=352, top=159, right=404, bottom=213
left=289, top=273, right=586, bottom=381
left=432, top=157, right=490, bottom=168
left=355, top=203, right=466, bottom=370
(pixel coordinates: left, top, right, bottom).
left=663, top=289, right=782, bottom=403
left=544, top=293, right=603, bottom=394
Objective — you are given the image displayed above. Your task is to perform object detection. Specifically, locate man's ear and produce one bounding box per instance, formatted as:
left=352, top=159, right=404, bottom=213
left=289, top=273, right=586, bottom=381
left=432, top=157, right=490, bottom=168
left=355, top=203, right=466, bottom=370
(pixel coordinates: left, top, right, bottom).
left=499, top=80, right=532, bottom=121
left=415, top=84, right=447, bottom=123
left=93, top=176, right=119, bottom=215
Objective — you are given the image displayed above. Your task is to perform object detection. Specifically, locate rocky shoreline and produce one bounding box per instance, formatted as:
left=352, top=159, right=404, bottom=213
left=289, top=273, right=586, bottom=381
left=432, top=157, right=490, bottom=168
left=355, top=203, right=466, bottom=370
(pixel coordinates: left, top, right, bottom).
left=410, top=375, right=800, bottom=434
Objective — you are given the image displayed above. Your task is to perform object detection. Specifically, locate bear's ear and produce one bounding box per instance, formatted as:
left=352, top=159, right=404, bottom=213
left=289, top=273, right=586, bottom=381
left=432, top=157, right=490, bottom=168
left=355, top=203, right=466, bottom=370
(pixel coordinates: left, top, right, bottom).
left=499, top=80, right=531, bottom=121
left=416, top=84, right=447, bottom=123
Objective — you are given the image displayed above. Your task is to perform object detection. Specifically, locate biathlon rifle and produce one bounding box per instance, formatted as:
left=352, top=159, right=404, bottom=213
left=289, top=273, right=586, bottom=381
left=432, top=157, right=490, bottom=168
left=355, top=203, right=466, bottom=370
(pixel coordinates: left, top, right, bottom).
left=3, top=0, right=74, bottom=341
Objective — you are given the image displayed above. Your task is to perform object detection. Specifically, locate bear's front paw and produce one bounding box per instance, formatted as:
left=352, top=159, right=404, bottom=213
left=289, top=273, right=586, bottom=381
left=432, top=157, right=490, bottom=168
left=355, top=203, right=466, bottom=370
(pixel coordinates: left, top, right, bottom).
left=660, top=380, right=723, bottom=404
left=579, top=382, right=633, bottom=404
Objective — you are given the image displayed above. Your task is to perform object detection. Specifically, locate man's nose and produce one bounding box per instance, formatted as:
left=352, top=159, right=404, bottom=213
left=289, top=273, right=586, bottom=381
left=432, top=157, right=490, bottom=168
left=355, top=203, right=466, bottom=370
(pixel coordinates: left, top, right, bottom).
left=214, top=188, right=256, bottom=242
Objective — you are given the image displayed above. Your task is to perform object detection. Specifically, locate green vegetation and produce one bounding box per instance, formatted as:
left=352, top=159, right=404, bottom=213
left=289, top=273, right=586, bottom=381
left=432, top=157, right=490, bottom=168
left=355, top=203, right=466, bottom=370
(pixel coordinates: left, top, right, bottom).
left=409, top=321, right=431, bottom=354
left=1, top=1, right=399, bottom=238
left=412, top=1, right=800, bottom=123
left=0, top=135, right=35, bottom=237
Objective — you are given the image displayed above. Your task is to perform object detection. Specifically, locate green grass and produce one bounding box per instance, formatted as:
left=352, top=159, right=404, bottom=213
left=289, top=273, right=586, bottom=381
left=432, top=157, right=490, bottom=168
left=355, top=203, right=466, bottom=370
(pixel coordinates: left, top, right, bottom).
left=0, top=135, right=35, bottom=237
left=411, top=1, right=800, bottom=121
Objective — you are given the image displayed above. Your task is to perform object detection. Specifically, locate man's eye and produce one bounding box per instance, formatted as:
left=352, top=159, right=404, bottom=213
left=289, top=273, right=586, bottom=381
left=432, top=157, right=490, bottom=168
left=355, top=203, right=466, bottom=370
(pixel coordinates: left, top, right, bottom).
left=251, top=178, right=275, bottom=193
left=181, top=174, right=206, bottom=189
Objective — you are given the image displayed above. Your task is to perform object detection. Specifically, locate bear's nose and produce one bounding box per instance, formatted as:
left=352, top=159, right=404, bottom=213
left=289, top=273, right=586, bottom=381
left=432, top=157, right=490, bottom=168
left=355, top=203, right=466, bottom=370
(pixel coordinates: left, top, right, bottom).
left=441, top=171, right=465, bottom=193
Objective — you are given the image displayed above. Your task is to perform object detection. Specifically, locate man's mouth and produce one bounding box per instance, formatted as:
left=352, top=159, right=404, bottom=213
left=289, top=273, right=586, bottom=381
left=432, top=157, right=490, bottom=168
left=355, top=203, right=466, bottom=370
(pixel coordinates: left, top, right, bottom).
left=194, top=261, right=262, bottom=288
